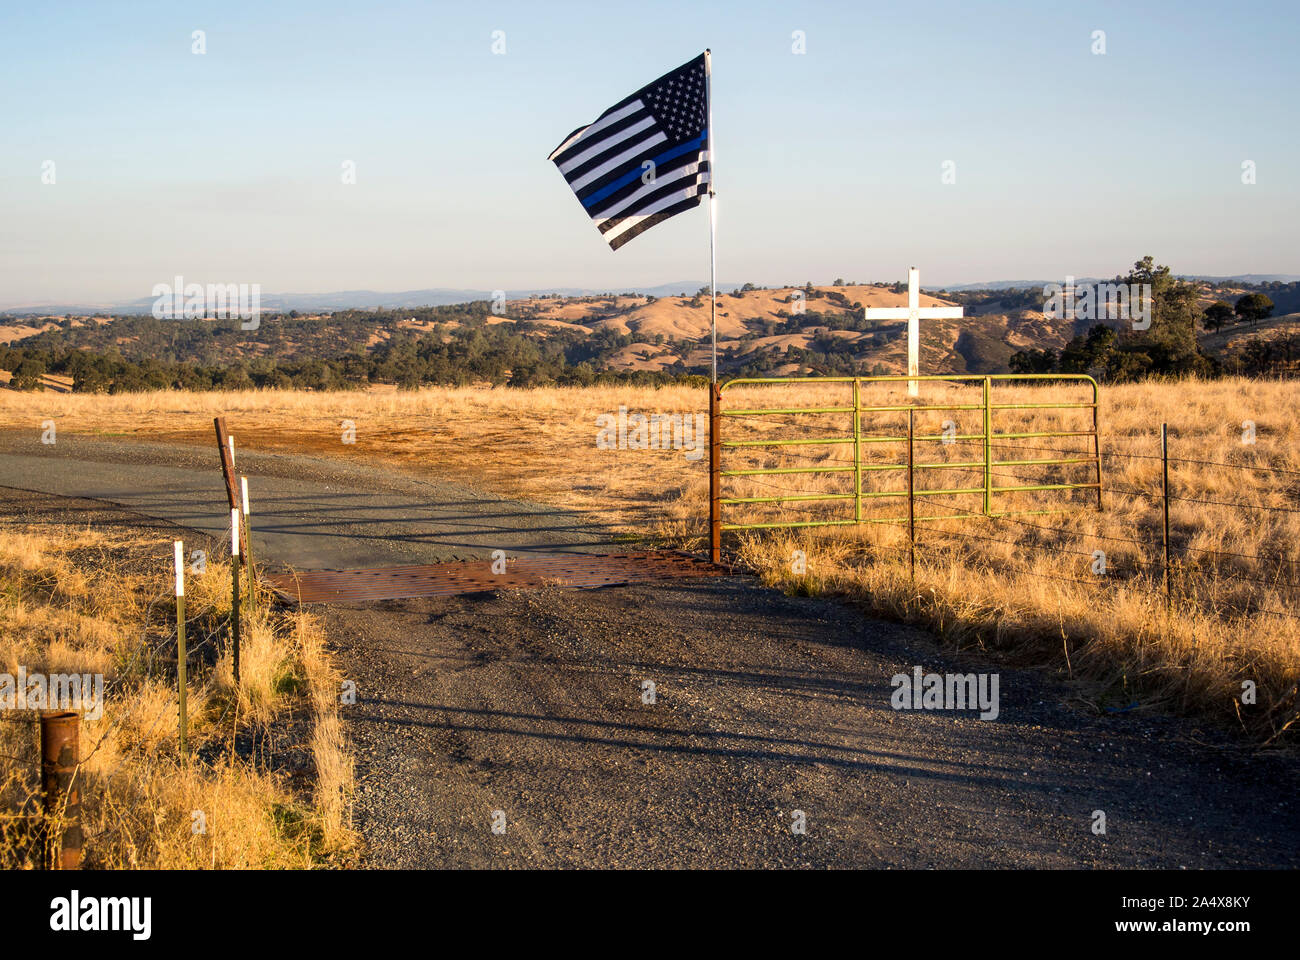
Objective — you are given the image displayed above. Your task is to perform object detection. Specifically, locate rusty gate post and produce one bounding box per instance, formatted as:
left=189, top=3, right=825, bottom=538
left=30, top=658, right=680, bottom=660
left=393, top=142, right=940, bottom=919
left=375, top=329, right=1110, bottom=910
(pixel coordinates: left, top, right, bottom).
left=709, top=382, right=722, bottom=564
left=40, top=711, right=82, bottom=870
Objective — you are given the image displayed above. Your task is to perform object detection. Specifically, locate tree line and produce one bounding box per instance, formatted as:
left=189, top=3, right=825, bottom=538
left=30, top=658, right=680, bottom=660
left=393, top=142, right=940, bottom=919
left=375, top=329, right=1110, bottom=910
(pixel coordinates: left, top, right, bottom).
left=0, top=325, right=710, bottom=393
left=1009, top=258, right=1292, bottom=380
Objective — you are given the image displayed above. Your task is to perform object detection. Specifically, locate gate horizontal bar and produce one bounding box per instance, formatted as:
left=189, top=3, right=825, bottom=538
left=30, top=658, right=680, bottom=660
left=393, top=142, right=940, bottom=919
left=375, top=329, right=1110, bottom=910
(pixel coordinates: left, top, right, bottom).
left=724, top=432, right=996, bottom=448
left=723, top=402, right=989, bottom=415
left=722, top=406, right=854, bottom=416
left=995, top=430, right=1097, bottom=439
left=991, top=401, right=1096, bottom=410
left=992, top=482, right=1101, bottom=493
left=721, top=506, right=1080, bottom=532
left=993, top=457, right=1097, bottom=467
left=722, top=437, right=854, bottom=447
left=722, top=465, right=856, bottom=476
left=720, top=493, right=856, bottom=505
left=719, top=373, right=1101, bottom=390
left=722, top=459, right=985, bottom=479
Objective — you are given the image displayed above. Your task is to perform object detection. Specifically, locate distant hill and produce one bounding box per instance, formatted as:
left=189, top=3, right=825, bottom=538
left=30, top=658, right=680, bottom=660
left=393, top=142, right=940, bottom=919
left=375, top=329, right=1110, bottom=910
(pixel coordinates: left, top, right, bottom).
left=7, top=274, right=1296, bottom=316
left=1, top=283, right=1072, bottom=383
left=4, top=277, right=1297, bottom=391
left=1198, top=311, right=1300, bottom=374
left=1181, top=274, right=1300, bottom=284
left=940, top=274, right=1300, bottom=292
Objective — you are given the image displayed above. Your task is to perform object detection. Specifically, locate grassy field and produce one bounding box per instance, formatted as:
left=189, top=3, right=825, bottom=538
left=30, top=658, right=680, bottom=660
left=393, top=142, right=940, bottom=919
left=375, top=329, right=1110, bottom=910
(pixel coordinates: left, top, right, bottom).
left=1, top=377, right=1297, bottom=745
left=0, top=513, right=354, bottom=868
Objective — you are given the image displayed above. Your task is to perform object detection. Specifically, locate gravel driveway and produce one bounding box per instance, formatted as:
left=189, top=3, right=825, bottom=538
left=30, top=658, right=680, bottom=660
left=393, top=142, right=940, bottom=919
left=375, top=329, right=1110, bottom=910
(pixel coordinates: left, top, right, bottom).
left=323, top=582, right=1299, bottom=869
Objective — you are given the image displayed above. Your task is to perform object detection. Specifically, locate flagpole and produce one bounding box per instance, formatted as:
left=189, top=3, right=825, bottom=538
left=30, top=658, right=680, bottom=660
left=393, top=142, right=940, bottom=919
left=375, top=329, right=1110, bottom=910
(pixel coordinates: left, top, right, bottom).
left=705, top=48, right=716, bottom=384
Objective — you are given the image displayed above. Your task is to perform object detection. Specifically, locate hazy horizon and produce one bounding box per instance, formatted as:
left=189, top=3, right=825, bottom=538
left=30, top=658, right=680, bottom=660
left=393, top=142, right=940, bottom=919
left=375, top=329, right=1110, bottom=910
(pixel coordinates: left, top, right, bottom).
left=8, top=269, right=1300, bottom=316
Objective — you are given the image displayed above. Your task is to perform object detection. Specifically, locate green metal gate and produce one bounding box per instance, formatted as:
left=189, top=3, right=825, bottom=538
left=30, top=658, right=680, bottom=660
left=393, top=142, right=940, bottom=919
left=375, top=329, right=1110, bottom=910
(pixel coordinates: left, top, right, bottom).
left=707, top=374, right=1102, bottom=556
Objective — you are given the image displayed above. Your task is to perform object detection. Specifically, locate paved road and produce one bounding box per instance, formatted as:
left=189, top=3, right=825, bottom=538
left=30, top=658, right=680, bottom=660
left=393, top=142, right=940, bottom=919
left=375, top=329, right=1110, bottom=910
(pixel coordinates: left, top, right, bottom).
left=0, top=431, right=611, bottom=568
left=2, top=431, right=1296, bottom=868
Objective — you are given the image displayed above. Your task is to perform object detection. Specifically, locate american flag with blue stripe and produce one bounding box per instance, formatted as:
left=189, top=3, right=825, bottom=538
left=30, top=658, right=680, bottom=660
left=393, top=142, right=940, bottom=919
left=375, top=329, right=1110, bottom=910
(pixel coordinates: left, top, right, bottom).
left=548, top=53, right=710, bottom=251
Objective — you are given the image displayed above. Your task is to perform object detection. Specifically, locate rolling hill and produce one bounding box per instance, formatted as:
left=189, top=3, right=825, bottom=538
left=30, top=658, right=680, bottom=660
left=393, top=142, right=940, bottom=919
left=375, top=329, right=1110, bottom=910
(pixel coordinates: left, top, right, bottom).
left=3, top=279, right=1297, bottom=389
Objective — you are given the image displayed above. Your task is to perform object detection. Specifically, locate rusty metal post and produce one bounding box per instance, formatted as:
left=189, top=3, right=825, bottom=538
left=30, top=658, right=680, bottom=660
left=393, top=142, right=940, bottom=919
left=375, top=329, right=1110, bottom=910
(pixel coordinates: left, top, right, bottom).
left=213, top=417, right=239, bottom=510
left=709, top=382, right=721, bottom=564
left=40, top=711, right=82, bottom=870
left=907, top=408, right=916, bottom=586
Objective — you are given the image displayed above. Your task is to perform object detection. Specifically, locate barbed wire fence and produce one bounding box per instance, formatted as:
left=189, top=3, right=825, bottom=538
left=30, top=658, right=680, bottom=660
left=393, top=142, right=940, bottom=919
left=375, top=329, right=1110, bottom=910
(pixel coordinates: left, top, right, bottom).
left=721, top=413, right=1300, bottom=625
left=0, top=519, right=250, bottom=869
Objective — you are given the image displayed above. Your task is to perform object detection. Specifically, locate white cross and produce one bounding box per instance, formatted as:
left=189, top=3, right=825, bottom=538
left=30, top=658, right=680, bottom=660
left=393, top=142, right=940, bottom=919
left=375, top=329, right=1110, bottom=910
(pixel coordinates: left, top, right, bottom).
left=863, top=267, right=964, bottom=397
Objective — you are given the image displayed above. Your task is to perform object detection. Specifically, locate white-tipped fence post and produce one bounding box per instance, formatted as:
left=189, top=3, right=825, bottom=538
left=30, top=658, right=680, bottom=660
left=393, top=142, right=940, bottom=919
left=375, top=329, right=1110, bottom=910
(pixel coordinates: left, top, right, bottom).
left=231, top=508, right=241, bottom=685
left=174, top=540, right=188, bottom=759
left=240, top=476, right=255, bottom=614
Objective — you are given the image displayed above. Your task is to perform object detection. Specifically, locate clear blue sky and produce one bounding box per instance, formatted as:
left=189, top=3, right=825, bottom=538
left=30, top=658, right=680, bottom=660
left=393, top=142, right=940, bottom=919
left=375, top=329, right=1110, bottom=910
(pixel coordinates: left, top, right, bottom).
left=1, top=0, right=1297, bottom=305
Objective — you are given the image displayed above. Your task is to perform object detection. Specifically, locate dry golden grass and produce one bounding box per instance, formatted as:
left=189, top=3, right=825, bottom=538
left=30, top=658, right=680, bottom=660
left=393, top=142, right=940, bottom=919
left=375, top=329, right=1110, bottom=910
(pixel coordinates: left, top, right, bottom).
left=0, top=522, right=356, bottom=868
left=1, top=376, right=1296, bottom=742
